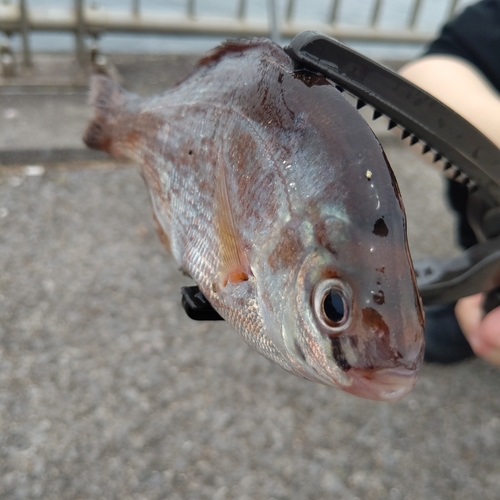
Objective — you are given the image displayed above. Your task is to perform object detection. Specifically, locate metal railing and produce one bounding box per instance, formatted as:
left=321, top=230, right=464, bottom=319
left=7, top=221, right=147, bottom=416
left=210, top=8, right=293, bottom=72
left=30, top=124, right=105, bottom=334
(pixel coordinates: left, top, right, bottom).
left=0, top=0, right=465, bottom=68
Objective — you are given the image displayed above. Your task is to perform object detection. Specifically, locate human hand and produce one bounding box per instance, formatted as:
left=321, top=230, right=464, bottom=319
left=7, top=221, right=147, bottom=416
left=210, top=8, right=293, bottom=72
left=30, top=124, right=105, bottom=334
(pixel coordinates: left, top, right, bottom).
left=455, top=294, right=500, bottom=365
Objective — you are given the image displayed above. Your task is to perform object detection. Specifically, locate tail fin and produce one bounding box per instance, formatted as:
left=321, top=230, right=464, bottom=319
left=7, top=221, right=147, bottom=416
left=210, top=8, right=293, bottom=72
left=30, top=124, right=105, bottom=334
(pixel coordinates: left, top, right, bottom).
left=83, top=75, right=133, bottom=155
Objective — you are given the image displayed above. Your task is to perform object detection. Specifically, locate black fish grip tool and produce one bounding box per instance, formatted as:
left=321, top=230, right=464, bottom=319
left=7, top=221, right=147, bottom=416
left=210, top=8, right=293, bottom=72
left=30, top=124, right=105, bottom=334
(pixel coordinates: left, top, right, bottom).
left=182, top=31, right=500, bottom=320
left=284, top=31, right=500, bottom=312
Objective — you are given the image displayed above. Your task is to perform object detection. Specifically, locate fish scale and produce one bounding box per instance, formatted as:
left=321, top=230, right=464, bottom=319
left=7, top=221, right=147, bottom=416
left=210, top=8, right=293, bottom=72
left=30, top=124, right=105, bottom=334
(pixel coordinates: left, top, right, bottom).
left=84, top=37, right=424, bottom=401
left=154, top=104, right=289, bottom=369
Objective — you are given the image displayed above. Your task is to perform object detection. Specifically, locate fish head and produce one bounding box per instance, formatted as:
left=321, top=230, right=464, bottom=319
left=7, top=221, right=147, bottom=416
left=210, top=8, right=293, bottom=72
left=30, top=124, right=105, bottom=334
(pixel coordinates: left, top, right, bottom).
left=239, top=64, right=423, bottom=401
left=278, top=162, right=424, bottom=402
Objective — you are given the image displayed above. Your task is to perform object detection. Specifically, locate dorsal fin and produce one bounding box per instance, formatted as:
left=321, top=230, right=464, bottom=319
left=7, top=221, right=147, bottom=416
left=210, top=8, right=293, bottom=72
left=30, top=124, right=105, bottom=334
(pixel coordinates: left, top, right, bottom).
left=198, top=38, right=282, bottom=67
left=198, top=38, right=265, bottom=66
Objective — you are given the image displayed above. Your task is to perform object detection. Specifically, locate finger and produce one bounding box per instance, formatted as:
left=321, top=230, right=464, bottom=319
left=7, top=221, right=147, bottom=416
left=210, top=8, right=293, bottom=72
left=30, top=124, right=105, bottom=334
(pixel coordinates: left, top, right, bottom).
left=477, top=307, right=500, bottom=365
left=456, top=295, right=500, bottom=365
left=455, top=294, right=482, bottom=341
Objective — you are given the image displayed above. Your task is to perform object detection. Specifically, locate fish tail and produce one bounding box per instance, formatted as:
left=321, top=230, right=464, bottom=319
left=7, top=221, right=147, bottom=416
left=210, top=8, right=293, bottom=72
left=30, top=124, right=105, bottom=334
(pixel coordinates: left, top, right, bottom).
left=83, top=75, right=133, bottom=155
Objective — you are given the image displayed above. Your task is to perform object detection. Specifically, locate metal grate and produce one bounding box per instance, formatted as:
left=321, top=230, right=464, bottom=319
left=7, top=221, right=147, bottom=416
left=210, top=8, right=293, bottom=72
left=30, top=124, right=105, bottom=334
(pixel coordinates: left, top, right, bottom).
left=0, top=0, right=466, bottom=67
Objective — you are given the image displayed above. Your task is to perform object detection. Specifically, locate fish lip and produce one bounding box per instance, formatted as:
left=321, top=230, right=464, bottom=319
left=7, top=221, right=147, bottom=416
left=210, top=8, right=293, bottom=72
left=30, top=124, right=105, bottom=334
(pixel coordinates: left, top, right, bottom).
left=343, top=366, right=418, bottom=402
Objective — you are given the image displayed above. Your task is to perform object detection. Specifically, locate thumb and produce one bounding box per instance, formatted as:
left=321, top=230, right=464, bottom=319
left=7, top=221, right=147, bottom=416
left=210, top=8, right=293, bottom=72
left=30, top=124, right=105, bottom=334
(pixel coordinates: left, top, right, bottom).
left=476, top=306, right=500, bottom=365
left=455, top=294, right=500, bottom=365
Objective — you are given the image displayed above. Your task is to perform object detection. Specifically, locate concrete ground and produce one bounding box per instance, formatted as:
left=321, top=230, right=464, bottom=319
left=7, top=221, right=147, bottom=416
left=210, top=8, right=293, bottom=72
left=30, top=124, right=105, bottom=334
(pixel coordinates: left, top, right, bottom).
left=0, top=53, right=499, bottom=500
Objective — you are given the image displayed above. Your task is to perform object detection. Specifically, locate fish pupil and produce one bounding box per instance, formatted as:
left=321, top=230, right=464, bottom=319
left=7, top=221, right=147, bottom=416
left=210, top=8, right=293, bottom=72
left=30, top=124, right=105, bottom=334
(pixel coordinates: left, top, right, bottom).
left=323, top=291, right=345, bottom=323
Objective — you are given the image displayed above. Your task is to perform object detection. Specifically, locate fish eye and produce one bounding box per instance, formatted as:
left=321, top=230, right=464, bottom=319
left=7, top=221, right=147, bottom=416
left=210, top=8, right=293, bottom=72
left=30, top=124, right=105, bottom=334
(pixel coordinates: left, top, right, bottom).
left=313, top=278, right=352, bottom=333
left=323, top=290, right=345, bottom=323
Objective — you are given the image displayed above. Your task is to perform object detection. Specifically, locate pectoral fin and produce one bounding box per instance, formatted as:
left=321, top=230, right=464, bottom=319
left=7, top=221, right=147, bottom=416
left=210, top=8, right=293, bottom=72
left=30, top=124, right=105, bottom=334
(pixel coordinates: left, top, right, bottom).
left=215, top=164, right=251, bottom=288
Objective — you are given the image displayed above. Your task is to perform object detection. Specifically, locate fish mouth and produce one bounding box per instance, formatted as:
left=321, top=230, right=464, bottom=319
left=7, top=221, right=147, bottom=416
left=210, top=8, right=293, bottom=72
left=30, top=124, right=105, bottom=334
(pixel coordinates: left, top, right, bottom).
left=342, top=366, right=418, bottom=402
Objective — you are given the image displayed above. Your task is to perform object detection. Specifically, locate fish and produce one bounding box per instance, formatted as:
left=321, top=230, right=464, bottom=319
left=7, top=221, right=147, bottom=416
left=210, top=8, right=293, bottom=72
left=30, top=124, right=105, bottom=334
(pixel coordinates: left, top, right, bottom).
left=83, top=38, right=425, bottom=402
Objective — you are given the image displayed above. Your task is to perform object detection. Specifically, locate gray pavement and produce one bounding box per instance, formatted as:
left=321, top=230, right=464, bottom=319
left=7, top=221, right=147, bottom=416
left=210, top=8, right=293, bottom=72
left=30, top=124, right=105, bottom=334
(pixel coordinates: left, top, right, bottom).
left=0, top=53, right=499, bottom=500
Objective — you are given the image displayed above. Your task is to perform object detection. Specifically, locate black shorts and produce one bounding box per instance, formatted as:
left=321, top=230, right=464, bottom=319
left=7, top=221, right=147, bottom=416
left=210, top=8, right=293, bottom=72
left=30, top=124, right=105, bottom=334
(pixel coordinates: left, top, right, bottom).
left=422, top=0, right=500, bottom=249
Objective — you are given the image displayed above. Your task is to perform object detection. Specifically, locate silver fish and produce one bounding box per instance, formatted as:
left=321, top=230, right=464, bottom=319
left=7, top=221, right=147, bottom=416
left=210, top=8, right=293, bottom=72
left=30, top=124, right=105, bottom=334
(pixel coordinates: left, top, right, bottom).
left=84, top=38, right=424, bottom=401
